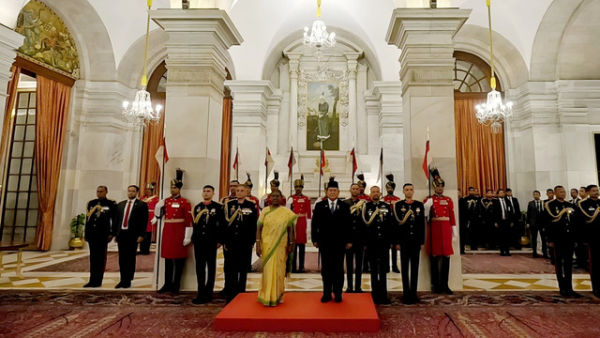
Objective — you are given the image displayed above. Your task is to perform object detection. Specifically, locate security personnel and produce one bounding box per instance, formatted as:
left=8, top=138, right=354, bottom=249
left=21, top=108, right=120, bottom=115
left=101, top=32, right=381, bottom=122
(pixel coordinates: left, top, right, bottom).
left=260, top=171, right=286, bottom=208
left=356, top=174, right=371, bottom=201
left=543, top=188, right=556, bottom=262
left=288, top=175, right=311, bottom=273
left=383, top=174, right=401, bottom=272
left=220, top=180, right=239, bottom=204
left=223, top=182, right=258, bottom=302
left=393, top=183, right=425, bottom=304
left=192, top=185, right=224, bottom=304
left=139, top=182, right=158, bottom=255
left=544, top=185, right=581, bottom=298
left=343, top=183, right=366, bottom=293
left=478, top=189, right=496, bottom=249
left=362, top=186, right=393, bottom=304
left=84, top=185, right=118, bottom=287
left=461, top=187, right=480, bottom=252
left=577, top=184, right=600, bottom=298
left=244, top=173, right=261, bottom=214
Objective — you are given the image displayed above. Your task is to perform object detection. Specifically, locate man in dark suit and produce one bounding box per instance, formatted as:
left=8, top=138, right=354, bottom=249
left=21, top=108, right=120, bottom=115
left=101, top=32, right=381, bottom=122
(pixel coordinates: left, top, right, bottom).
left=115, top=185, right=148, bottom=288
left=343, top=183, right=366, bottom=293
left=312, top=177, right=352, bottom=303
left=493, top=189, right=513, bottom=256
left=543, top=188, right=556, bottom=262
left=527, top=190, right=545, bottom=258
left=506, top=188, right=522, bottom=249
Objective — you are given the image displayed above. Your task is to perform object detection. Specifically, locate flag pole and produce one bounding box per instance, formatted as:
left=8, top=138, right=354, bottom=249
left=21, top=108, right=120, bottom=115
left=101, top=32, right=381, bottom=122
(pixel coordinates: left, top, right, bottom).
left=318, top=141, right=323, bottom=198
left=235, top=138, right=239, bottom=181
left=265, top=148, right=268, bottom=197
left=289, top=147, right=293, bottom=198
left=380, top=147, right=384, bottom=191
left=427, top=127, right=431, bottom=198
left=155, top=117, right=166, bottom=290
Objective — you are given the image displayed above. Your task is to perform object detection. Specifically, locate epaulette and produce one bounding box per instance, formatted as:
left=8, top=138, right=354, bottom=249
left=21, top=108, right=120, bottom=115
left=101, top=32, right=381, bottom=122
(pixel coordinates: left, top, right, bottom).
left=214, top=201, right=223, bottom=206
left=246, top=198, right=256, bottom=204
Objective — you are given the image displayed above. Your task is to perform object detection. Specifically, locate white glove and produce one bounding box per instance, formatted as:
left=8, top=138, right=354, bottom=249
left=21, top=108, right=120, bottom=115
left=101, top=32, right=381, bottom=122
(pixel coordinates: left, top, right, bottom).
left=151, top=217, right=157, bottom=225
left=183, top=226, right=193, bottom=246
left=424, top=199, right=433, bottom=221
left=452, top=226, right=459, bottom=241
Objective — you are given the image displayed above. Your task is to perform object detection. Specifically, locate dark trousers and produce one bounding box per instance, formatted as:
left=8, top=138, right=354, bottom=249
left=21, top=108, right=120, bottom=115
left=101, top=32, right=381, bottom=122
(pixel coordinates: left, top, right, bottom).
left=468, top=220, right=480, bottom=249
left=320, top=245, right=345, bottom=297
left=194, top=240, right=217, bottom=299
left=590, top=244, right=600, bottom=294
left=498, top=220, right=512, bottom=255
left=139, top=231, right=152, bottom=255
left=484, top=222, right=496, bottom=249
left=293, top=244, right=305, bottom=272
left=459, top=221, right=468, bottom=253
left=117, top=231, right=138, bottom=283
left=554, top=241, right=575, bottom=293
left=345, top=244, right=363, bottom=291
left=223, top=244, right=252, bottom=302
left=400, top=242, right=421, bottom=298
left=390, top=246, right=399, bottom=270
left=369, top=248, right=389, bottom=302
left=430, top=255, right=450, bottom=292
left=574, top=240, right=589, bottom=269
left=88, top=239, right=108, bottom=285
left=163, top=258, right=185, bottom=292
left=530, top=224, right=546, bottom=256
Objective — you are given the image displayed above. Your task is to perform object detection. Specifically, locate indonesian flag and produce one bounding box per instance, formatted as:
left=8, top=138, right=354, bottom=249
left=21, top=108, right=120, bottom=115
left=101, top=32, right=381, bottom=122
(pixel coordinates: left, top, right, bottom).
left=154, top=137, right=169, bottom=171
left=350, top=147, right=357, bottom=178
left=320, top=149, right=327, bottom=175
left=423, top=138, right=431, bottom=180
left=287, top=147, right=296, bottom=178
left=265, top=147, right=275, bottom=177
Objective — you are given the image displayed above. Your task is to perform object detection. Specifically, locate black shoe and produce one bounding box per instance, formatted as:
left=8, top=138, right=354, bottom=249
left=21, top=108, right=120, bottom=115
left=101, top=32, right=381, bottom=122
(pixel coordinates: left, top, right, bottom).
left=158, top=285, right=171, bottom=293
left=83, top=282, right=100, bottom=288
left=321, top=294, right=332, bottom=303
left=569, top=290, right=582, bottom=298
left=334, top=294, right=342, bottom=303
left=392, top=267, right=400, bottom=273
left=121, top=282, right=131, bottom=289
left=402, top=296, right=413, bottom=304
left=533, top=254, right=539, bottom=258
left=443, top=287, right=453, bottom=295
left=379, top=297, right=391, bottom=305
left=115, top=282, right=124, bottom=289
left=298, top=268, right=305, bottom=273
left=355, top=288, right=363, bottom=293
left=431, top=287, right=441, bottom=294
left=593, top=291, right=600, bottom=298
left=345, top=288, right=354, bottom=293
left=559, top=290, right=570, bottom=297
left=192, top=296, right=207, bottom=305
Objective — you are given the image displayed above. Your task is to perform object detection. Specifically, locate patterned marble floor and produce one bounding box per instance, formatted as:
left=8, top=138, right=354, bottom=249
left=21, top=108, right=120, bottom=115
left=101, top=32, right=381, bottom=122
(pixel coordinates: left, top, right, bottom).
left=0, top=244, right=593, bottom=292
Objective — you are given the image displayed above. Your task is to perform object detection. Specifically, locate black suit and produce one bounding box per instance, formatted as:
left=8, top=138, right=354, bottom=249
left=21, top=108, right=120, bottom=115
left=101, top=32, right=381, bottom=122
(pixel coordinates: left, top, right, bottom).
left=527, top=199, right=545, bottom=256
left=577, top=198, right=600, bottom=296
left=192, top=201, right=224, bottom=301
left=85, top=198, right=118, bottom=286
left=393, top=200, right=425, bottom=301
left=312, top=198, right=351, bottom=299
left=116, top=199, right=148, bottom=285
left=493, top=198, right=513, bottom=255
left=343, top=198, right=366, bottom=292
left=506, top=197, right=522, bottom=248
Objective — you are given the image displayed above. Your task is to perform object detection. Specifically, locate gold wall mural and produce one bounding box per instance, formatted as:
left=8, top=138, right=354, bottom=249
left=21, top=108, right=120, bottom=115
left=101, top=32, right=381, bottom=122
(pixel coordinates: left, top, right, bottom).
left=15, top=0, right=80, bottom=77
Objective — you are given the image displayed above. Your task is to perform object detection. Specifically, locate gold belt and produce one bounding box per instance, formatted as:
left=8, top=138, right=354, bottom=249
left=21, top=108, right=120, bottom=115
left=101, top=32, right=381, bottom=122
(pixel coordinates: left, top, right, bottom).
left=432, top=217, right=450, bottom=221
left=164, top=218, right=185, bottom=223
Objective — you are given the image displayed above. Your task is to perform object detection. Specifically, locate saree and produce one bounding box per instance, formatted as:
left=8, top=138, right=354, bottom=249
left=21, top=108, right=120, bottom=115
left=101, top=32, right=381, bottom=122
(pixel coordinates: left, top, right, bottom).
left=257, top=206, right=297, bottom=306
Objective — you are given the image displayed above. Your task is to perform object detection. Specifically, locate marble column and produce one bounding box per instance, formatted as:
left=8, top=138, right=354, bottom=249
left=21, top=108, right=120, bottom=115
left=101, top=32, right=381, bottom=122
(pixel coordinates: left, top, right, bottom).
left=288, top=56, right=300, bottom=151
left=0, top=26, right=23, bottom=134
left=346, top=55, right=358, bottom=149
left=151, top=9, right=242, bottom=291
left=386, top=8, right=470, bottom=291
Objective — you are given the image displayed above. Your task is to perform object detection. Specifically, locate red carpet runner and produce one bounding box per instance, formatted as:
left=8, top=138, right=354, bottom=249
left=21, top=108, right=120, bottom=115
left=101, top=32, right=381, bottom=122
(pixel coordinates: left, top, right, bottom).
left=214, top=292, right=380, bottom=332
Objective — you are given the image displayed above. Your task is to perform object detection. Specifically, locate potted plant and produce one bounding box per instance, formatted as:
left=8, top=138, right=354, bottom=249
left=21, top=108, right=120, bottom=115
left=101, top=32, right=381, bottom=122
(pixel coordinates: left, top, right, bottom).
left=69, top=213, right=85, bottom=249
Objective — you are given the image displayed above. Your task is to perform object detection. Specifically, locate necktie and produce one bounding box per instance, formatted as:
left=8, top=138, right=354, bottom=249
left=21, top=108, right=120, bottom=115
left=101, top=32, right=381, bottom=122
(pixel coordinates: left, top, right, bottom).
left=330, top=201, right=335, bottom=214
left=537, top=200, right=541, bottom=213
left=123, top=200, right=132, bottom=229
left=500, top=199, right=506, bottom=220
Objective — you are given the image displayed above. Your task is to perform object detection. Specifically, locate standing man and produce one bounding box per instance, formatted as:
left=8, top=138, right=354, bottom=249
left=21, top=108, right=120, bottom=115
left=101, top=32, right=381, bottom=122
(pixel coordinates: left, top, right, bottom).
left=577, top=184, right=600, bottom=298
left=192, top=185, right=224, bottom=304
left=527, top=190, right=545, bottom=258
left=478, top=189, right=496, bottom=249
left=544, top=186, right=581, bottom=298
left=343, top=183, right=366, bottom=293
left=494, top=189, right=513, bottom=256
left=139, top=183, right=158, bottom=255
left=362, top=186, right=393, bottom=305
left=383, top=174, right=401, bottom=272
left=84, top=186, right=118, bottom=288
left=393, top=183, right=425, bottom=304
left=543, top=188, right=556, bottom=262
left=153, top=170, right=193, bottom=294
left=288, top=175, right=311, bottom=273
left=570, top=188, right=588, bottom=270
left=570, top=188, right=581, bottom=204
left=506, top=189, right=522, bottom=250
left=260, top=172, right=286, bottom=208
left=222, top=183, right=258, bottom=302
left=424, top=179, right=457, bottom=294
left=580, top=187, right=589, bottom=201
left=356, top=174, right=371, bottom=201
left=312, top=177, right=352, bottom=303
left=115, top=185, right=148, bottom=288
left=220, top=180, right=239, bottom=203
left=461, top=187, right=480, bottom=253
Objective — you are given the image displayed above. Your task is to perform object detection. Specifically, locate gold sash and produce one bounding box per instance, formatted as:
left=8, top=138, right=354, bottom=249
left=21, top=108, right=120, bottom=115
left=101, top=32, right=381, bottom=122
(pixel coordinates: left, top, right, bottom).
left=393, top=207, right=414, bottom=225
left=193, top=208, right=210, bottom=224
left=350, top=200, right=366, bottom=215
left=86, top=204, right=103, bottom=220
left=577, top=200, right=600, bottom=224
left=544, top=202, right=573, bottom=223
left=362, top=205, right=381, bottom=226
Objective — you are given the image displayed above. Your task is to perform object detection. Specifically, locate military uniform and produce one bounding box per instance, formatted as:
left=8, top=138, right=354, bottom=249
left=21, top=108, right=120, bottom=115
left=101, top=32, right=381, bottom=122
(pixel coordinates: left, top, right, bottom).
left=139, top=192, right=158, bottom=254
left=542, top=198, right=555, bottom=261
left=289, top=192, right=312, bottom=272
left=192, top=200, right=224, bottom=303
left=362, top=199, right=393, bottom=304
left=343, top=198, right=366, bottom=292
left=577, top=198, right=600, bottom=297
left=84, top=197, right=118, bottom=287
left=424, top=194, right=456, bottom=294
left=478, top=198, right=496, bottom=249
left=222, top=197, right=258, bottom=302
left=393, top=199, right=425, bottom=303
left=461, top=195, right=480, bottom=252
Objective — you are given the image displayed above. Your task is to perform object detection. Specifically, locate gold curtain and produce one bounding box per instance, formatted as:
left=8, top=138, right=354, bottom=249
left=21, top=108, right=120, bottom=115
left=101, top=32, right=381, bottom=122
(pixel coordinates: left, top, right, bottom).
left=219, top=96, right=233, bottom=199
left=454, top=94, right=507, bottom=195
left=34, top=75, right=72, bottom=250
left=139, top=97, right=165, bottom=194
left=0, top=65, right=20, bottom=182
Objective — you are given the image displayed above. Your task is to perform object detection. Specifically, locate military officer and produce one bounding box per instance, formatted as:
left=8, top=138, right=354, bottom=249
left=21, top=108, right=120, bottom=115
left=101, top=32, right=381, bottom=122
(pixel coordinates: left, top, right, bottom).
left=577, top=184, right=600, bottom=298
left=244, top=173, right=261, bottom=214
left=393, top=183, right=425, bottom=304
left=461, top=187, right=480, bottom=253
left=356, top=174, right=371, bottom=201
left=288, top=175, right=311, bottom=273
left=543, top=188, right=556, bottom=262
left=343, top=183, right=366, bottom=293
left=362, top=186, right=393, bottom=304
left=139, top=182, right=158, bottom=255
left=84, top=185, right=118, bottom=287
left=478, top=189, right=496, bottom=249
left=383, top=174, right=401, bottom=273
left=220, top=179, right=239, bottom=204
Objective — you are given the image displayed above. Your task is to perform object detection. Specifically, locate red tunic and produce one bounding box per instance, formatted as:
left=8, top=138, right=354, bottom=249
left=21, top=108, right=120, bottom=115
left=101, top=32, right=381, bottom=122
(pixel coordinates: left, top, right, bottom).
left=424, top=195, right=456, bottom=257
left=141, top=195, right=158, bottom=233
left=261, top=194, right=287, bottom=208
left=383, top=194, right=400, bottom=204
left=288, top=194, right=312, bottom=244
left=358, top=194, right=371, bottom=202
left=160, top=196, right=192, bottom=259
left=248, top=195, right=261, bottom=216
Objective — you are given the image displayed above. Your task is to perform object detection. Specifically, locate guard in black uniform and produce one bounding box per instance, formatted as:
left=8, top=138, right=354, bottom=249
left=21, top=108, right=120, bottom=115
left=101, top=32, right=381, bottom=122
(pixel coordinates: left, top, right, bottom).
left=362, top=186, right=393, bottom=305
left=192, top=185, right=224, bottom=304
left=577, top=184, right=600, bottom=298
left=393, top=183, right=425, bottom=304
left=461, top=187, right=480, bottom=252
left=543, top=185, right=581, bottom=298
left=478, top=189, right=496, bottom=249
left=222, top=183, right=258, bottom=303
left=343, top=183, right=366, bottom=293
left=84, top=185, right=118, bottom=287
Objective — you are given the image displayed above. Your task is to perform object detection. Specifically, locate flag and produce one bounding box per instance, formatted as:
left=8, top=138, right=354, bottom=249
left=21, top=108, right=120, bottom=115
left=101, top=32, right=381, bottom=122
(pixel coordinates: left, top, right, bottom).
left=422, top=138, right=431, bottom=180
left=376, top=147, right=383, bottom=185
left=320, top=149, right=326, bottom=176
left=350, top=147, right=357, bottom=178
left=287, top=147, right=296, bottom=179
left=265, top=147, right=275, bottom=177
left=154, top=137, right=169, bottom=171
left=232, top=146, right=239, bottom=177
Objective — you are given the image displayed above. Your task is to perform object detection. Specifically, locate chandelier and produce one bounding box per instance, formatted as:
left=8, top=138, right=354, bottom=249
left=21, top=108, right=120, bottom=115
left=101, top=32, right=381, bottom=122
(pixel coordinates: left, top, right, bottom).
left=122, top=0, right=162, bottom=124
left=475, top=0, right=513, bottom=134
left=303, top=0, right=336, bottom=49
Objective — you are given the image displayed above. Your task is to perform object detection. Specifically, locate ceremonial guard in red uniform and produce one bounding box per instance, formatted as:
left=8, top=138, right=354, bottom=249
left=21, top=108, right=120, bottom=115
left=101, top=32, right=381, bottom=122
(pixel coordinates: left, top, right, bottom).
left=356, top=174, right=371, bottom=201
left=424, top=175, right=457, bottom=294
left=153, top=170, right=193, bottom=294
left=288, top=175, right=311, bottom=273
left=139, top=182, right=158, bottom=255
left=383, top=174, right=401, bottom=273
left=244, top=173, right=261, bottom=214
left=260, top=172, right=286, bottom=208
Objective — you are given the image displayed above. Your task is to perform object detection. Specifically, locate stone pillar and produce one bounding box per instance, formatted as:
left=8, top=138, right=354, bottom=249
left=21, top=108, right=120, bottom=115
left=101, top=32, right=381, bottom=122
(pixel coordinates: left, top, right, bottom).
left=373, top=82, right=404, bottom=185
left=346, top=55, right=358, bottom=149
left=152, top=9, right=242, bottom=291
left=0, top=26, right=23, bottom=132
left=288, top=56, right=300, bottom=151
left=386, top=8, right=470, bottom=291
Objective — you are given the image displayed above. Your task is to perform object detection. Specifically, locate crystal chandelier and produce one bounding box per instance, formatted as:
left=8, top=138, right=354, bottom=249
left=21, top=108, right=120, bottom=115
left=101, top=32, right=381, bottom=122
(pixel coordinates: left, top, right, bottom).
left=303, top=0, right=336, bottom=49
left=122, top=0, right=162, bottom=124
left=475, top=0, right=513, bottom=134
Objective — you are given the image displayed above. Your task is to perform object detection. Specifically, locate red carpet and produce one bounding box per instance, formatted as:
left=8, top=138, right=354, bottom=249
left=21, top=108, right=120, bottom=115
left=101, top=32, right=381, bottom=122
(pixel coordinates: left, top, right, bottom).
left=214, top=292, right=379, bottom=332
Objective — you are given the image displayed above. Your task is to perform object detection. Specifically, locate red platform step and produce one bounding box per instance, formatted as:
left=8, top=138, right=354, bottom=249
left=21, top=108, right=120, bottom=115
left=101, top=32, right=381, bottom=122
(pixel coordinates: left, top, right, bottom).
left=214, top=292, right=380, bottom=332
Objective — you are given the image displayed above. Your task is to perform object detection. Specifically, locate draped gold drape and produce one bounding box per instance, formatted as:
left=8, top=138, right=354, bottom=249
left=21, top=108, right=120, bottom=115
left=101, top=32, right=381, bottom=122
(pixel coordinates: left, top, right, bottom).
left=454, top=93, right=507, bottom=195
left=139, top=96, right=165, bottom=195
left=0, top=65, right=20, bottom=186
left=34, top=75, right=72, bottom=250
left=219, top=96, right=233, bottom=199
